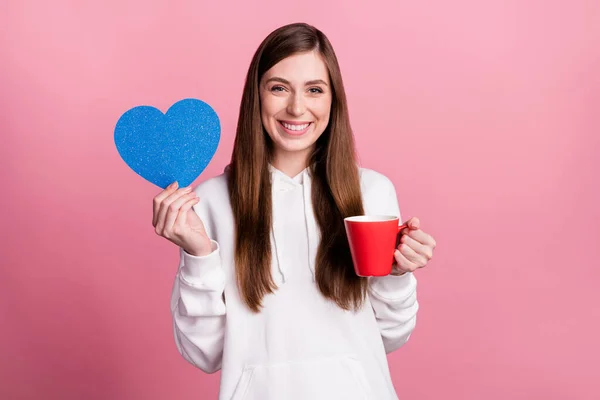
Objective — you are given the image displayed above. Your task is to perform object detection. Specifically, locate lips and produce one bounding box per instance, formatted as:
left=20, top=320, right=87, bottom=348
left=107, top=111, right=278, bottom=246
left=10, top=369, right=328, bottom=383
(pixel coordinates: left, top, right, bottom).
left=278, top=120, right=313, bottom=136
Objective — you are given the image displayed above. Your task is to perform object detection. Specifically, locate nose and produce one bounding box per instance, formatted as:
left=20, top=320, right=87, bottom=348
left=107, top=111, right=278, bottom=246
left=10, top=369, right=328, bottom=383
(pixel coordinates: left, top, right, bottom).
left=287, top=93, right=306, bottom=117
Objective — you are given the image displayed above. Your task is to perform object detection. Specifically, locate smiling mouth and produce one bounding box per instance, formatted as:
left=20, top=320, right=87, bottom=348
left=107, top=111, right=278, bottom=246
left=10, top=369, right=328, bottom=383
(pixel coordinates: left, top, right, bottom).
left=278, top=120, right=313, bottom=135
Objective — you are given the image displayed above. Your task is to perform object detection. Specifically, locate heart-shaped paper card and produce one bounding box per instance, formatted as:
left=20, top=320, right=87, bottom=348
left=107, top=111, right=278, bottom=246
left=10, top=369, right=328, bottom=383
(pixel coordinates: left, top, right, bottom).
left=114, top=98, right=220, bottom=189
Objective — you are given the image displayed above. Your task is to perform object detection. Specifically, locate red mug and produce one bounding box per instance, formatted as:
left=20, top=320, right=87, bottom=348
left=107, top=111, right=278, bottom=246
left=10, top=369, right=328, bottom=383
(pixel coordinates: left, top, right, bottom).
left=344, top=215, right=408, bottom=277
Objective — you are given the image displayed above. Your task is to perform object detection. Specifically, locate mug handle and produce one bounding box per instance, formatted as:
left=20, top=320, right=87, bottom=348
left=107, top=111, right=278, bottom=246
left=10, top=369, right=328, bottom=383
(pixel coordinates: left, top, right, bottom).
left=397, top=221, right=408, bottom=234
left=395, top=221, right=409, bottom=248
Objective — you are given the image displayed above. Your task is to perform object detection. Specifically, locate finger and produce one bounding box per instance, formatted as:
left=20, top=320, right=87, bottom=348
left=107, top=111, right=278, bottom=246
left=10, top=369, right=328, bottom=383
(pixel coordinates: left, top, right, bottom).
left=404, top=229, right=436, bottom=247
left=156, top=186, right=191, bottom=230
left=398, top=242, right=428, bottom=267
left=394, top=249, right=419, bottom=273
left=156, top=186, right=193, bottom=232
left=163, top=192, right=198, bottom=235
left=390, top=263, right=407, bottom=276
left=153, top=181, right=179, bottom=227
left=176, top=196, right=200, bottom=224
left=399, top=217, right=420, bottom=235
left=400, top=234, right=433, bottom=261
left=174, top=197, right=201, bottom=234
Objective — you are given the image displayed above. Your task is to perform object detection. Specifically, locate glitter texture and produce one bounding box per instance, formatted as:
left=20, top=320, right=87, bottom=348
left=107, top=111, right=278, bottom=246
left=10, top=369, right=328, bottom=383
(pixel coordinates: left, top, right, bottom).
left=114, top=98, right=221, bottom=189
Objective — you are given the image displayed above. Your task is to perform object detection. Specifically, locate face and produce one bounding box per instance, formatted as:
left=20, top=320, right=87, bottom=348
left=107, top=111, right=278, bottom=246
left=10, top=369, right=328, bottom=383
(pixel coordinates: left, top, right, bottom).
left=259, top=50, right=332, bottom=160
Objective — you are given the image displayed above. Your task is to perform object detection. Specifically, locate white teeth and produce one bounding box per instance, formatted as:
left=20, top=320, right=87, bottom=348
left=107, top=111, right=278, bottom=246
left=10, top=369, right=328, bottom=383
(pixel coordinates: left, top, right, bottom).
left=282, top=122, right=310, bottom=131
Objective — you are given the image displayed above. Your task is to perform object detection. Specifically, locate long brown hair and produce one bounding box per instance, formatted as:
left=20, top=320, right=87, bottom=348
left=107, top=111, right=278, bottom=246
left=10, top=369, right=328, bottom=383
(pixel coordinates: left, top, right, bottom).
left=228, top=23, right=366, bottom=312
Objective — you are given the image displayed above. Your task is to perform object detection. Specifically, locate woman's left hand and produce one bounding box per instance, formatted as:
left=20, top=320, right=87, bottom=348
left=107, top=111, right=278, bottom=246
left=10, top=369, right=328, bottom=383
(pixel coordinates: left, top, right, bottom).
left=392, top=217, right=436, bottom=275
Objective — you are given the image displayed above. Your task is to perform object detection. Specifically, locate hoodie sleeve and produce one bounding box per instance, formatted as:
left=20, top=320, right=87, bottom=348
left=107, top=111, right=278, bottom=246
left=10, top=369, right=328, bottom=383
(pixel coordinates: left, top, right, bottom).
left=367, top=177, right=419, bottom=354
left=170, top=242, right=226, bottom=373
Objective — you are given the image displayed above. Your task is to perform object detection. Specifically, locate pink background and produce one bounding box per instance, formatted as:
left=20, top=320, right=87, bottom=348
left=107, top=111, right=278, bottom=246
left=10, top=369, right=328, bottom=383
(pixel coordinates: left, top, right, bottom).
left=2, top=1, right=599, bottom=399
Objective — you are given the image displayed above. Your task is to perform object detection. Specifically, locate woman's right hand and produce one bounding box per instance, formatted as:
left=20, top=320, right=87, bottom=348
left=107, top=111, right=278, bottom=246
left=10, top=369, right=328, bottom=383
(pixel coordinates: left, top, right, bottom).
left=153, top=181, right=213, bottom=257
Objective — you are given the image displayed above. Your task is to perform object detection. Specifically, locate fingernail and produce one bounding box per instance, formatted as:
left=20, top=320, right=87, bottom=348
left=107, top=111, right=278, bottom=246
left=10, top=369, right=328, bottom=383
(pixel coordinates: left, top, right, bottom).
left=170, top=181, right=178, bottom=189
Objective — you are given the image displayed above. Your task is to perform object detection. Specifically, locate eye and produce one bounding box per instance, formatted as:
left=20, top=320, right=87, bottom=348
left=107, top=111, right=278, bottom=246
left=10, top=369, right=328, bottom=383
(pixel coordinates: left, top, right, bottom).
left=309, top=87, right=324, bottom=94
left=270, top=85, right=286, bottom=92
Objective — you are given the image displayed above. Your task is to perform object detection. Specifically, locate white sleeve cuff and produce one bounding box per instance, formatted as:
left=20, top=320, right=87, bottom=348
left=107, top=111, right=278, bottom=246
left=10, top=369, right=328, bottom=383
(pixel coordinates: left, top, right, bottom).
left=369, top=272, right=417, bottom=303
left=180, top=240, right=222, bottom=283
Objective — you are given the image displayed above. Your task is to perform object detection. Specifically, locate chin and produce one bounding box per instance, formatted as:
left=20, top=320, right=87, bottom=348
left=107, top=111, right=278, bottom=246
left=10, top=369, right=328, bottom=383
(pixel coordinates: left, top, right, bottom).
left=276, top=139, right=315, bottom=154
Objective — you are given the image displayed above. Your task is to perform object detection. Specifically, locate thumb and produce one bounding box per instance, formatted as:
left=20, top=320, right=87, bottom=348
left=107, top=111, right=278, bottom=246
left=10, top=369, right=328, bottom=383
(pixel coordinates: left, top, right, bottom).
left=408, top=217, right=420, bottom=230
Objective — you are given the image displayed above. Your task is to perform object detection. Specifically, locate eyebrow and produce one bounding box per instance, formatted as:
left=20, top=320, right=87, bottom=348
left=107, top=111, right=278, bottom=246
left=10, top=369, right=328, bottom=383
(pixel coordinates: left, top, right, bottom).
left=265, top=77, right=329, bottom=86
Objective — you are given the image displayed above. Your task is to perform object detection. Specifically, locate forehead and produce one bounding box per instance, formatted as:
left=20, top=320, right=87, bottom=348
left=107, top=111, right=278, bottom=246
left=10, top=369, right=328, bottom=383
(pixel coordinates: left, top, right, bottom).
left=263, top=51, right=329, bottom=83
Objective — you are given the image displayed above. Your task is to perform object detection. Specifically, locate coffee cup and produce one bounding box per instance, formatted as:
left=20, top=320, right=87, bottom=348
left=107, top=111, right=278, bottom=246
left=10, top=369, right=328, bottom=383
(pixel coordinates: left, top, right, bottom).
left=344, top=215, right=407, bottom=277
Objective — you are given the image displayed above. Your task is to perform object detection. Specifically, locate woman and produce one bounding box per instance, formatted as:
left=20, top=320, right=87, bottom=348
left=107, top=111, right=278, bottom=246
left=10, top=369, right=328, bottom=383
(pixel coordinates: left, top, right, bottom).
left=153, top=22, right=436, bottom=400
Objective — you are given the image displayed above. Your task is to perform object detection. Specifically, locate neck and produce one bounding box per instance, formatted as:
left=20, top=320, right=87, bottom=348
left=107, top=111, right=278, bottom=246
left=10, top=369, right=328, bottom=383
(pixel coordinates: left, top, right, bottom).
left=271, top=147, right=313, bottom=178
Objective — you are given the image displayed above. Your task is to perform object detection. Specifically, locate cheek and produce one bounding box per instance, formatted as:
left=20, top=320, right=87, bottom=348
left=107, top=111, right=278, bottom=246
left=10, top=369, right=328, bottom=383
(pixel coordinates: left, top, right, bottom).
left=315, top=103, right=331, bottom=127
left=315, top=96, right=332, bottom=120
left=260, top=97, right=277, bottom=129
left=261, top=96, right=284, bottom=123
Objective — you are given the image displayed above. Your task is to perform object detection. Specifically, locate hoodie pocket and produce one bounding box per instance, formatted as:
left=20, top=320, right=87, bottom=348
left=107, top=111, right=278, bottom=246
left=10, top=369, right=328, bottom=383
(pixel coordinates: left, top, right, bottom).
left=230, top=354, right=372, bottom=400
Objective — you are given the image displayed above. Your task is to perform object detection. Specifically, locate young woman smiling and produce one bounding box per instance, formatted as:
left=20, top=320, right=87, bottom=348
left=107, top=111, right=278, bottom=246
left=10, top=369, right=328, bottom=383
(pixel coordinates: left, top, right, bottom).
left=152, top=22, right=437, bottom=400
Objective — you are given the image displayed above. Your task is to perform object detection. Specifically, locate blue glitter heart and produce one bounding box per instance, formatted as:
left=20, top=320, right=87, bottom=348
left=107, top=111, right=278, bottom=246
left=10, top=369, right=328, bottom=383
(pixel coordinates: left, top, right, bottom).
left=114, top=98, right=220, bottom=189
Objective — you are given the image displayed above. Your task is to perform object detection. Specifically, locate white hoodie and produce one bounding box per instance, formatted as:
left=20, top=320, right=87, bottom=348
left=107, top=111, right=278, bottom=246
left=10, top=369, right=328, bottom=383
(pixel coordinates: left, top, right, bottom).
left=170, top=165, right=419, bottom=400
